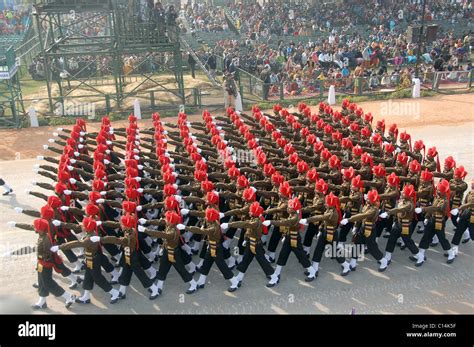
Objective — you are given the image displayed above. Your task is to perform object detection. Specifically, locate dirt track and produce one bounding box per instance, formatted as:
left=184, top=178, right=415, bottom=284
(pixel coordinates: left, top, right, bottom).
left=0, top=93, right=472, bottom=161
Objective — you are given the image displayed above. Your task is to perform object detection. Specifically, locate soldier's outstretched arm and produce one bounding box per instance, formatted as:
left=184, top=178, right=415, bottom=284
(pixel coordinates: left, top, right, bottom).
left=28, top=191, right=49, bottom=201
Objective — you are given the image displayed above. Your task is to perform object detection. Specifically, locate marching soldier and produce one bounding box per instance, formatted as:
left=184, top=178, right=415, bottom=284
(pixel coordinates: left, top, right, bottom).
left=414, top=179, right=455, bottom=265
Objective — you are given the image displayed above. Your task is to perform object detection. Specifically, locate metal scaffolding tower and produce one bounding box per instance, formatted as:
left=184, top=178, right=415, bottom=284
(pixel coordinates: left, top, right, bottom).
left=32, top=0, right=185, bottom=115
left=0, top=46, right=25, bottom=128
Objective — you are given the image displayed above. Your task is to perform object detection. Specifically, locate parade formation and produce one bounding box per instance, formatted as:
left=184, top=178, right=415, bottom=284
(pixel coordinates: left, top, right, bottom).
left=7, top=100, right=474, bottom=310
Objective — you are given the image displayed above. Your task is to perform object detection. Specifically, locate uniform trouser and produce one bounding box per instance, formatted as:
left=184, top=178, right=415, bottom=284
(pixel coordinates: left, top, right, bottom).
left=38, top=267, right=65, bottom=298
left=419, top=219, right=451, bottom=251
left=156, top=247, right=192, bottom=283
left=338, top=210, right=354, bottom=243
left=138, top=235, right=152, bottom=254
left=303, top=223, right=320, bottom=247
left=452, top=210, right=473, bottom=245
left=376, top=216, right=393, bottom=237
left=199, top=239, right=208, bottom=260
left=82, top=254, right=113, bottom=292
left=180, top=247, right=193, bottom=265
left=276, top=234, right=312, bottom=268
left=57, top=235, right=79, bottom=263
left=338, top=222, right=354, bottom=243
left=451, top=213, right=459, bottom=228
left=118, top=251, right=153, bottom=288
left=100, top=253, right=115, bottom=273
left=267, top=226, right=282, bottom=253
left=55, top=261, right=72, bottom=278
left=237, top=229, right=246, bottom=255
left=385, top=220, right=419, bottom=255
left=103, top=243, right=121, bottom=258
left=198, top=244, right=234, bottom=280
left=138, top=251, right=153, bottom=270
left=312, top=231, right=345, bottom=263
left=354, top=230, right=383, bottom=261
left=236, top=242, right=274, bottom=276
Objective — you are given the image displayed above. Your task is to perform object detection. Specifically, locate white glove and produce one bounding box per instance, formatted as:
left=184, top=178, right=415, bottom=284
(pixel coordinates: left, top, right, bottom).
left=133, top=149, right=140, bottom=154
left=137, top=188, right=144, bottom=193
left=24, top=189, right=31, bottom=195
left=138, top=225, right=146, bottom=233
left=90, top=236, right=100, bottom=243
left=64, top=190, right=72, bottom=195
left=78, top=144, right=84, bottom=149
left=79, top=131, right=86, bottom=136
left=262, top=220, right=271, bottom=227
left=242, top=240, right=247, bottom=247
left=60, top=206, right=69, bottom=211
left=79, top=138, right=84, bottom=143
left=220, top=223, right=229, bottom=230
left=137, top=165, right=144, bottom=170
left=52, top=220, right=61, bottom=227
left=340, top=218, right=349, bottom=225
left=163, top=130, right=168, bottom=135
left=74, top=151, right=80, bottom=157
left=31, top=181, right=37, bottom=185
left=138, top=218, right=147, bottom=225
left=69, top=159, right=76, bottom=164
left=104, top=159, right=110, bottom=165
left=105, top=149, right=111, bottom=154
left=383, top=141, right=389, bottom=146
left=250, top=186, right=257, bottom=192
left=415, top=207, right=422, bottom=214
left=100, top=191, right=107, bottom=196
left=379, top=212, right=388, bottom=219
left=450, top=208, right=459, bottom=216
left=7, top=221, right=16, bottom=228
left=135, top=177, right=142, bottom=182
left=33, top=164, right=40, bottom=169
left=364, top=194, right=368, bottom=201
left=456, top=217, right=460, bottom=223
left=56, top=127, right=63, bottom=131
left=96, top=221, right=102, bottom=226
left=14, top=207, right=23, bottom=214
left=134, top=155, right=139, bottom=160
left=42, top=145, right=48, bottom=150
left=180, top=208, right=189, bottom=215
left=69, top=178, right=77, bottom=184
left=351, top=226, right=358, bottom=235
left=395, top=147, right=401, bottom=153
left=33, top=168, right=39, bottom=173
left=424, top=218, right=429, bottom=226
left=48, top=138, right=55, bottom=143
left=219, top=212, right=225, bottom=219
left=106, top=140, right=112, bottom=145
left=197, top=148, right=202, bottom=154
left=136, top=205, right=143, bottom=212
left=109, top=127, right=114, bottom=134
left=36, top=156, right=44, bottom=160
left=50, top=246, right=59, bottom=253
left=67, top=165, right=74, bottom=171
left=96, top=198, right=105, bottom=204
left=177, top=224, right=186, bottom=230
left=299, top=218, right=308, bottom=225
left=174, top=195, right=182, bottom=203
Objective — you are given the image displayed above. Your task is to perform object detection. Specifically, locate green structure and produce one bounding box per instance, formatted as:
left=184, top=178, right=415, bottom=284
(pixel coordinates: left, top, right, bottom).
left=32, top=0, right=185, bottom=116
left=0, top=46, right=25, bottom=127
